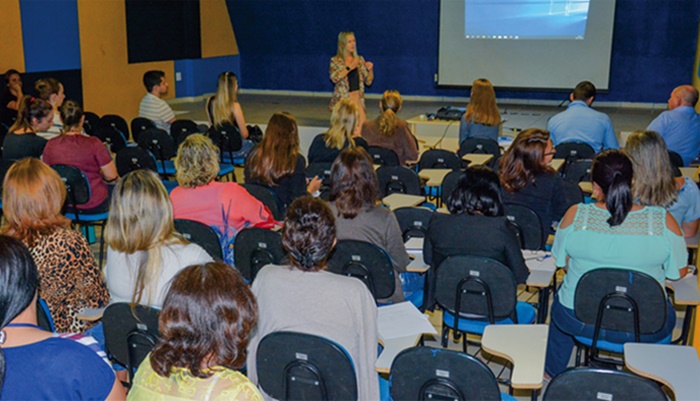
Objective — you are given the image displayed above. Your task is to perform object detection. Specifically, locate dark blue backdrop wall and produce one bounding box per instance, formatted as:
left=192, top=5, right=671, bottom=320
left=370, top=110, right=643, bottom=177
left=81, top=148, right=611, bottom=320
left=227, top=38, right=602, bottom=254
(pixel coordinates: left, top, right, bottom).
left=227, top=0, right=700, bottom=103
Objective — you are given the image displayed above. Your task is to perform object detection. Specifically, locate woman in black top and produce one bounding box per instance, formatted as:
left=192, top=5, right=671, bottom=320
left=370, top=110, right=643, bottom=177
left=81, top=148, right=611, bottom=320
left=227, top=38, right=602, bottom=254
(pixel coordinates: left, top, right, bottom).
left=499, top=128, right=574, bottom=243
left=0, top=70, right=22, bottom=128
left=245, top=112, right=321, bottom=212
left=3, top=96, right=51, bottom=170
left=308, top=99, right=367, bottom=164
left=423, top=166, right=529, bottom=308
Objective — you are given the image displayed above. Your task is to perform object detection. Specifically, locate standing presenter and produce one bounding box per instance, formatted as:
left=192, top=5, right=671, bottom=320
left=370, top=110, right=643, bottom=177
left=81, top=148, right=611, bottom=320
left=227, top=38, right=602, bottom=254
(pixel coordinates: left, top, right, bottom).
left=329, top=31, right=374, bottom=123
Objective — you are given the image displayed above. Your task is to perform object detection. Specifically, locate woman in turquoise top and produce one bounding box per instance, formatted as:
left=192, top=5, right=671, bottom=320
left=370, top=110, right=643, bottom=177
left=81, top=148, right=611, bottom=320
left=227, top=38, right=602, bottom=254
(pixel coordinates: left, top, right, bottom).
left=545, top=150, right=688, bottom=378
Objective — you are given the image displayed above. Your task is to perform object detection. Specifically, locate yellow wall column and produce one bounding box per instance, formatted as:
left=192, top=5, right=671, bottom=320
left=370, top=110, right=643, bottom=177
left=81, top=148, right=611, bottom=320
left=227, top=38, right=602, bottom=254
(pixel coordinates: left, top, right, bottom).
left=0, top=0, right=25, bottom=73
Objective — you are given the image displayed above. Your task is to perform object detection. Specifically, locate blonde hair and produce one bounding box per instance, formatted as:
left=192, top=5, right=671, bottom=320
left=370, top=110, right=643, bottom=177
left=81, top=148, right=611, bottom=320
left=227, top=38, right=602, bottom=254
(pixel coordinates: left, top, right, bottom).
left=325, top=99, right=358, bottom=150
left=175, top=134, right=220, bottom=188
left=465, top=78, right=501, bottom=127
left=624, top=130, right=678, bottom=208
left=103, top=170, right=187, bottom=305
left=211, top=72, right=238, bottom=127
left=378, top=90, right=402, bottom=137
left=336, top=31, right=357, bottom=59
left=1, top=158, right=70, bottom=246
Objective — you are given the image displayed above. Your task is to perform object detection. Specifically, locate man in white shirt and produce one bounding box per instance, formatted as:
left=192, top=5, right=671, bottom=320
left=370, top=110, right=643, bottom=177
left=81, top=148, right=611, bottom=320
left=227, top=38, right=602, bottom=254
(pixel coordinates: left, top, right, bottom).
left=138, top=70, right=176, bottom=132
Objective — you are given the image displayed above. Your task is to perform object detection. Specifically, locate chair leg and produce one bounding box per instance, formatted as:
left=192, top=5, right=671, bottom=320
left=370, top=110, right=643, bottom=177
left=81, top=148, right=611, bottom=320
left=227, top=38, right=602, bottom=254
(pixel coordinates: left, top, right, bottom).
left=441, top=324, right=449, bottom=348
left=98, top=222, right=106, bottom=268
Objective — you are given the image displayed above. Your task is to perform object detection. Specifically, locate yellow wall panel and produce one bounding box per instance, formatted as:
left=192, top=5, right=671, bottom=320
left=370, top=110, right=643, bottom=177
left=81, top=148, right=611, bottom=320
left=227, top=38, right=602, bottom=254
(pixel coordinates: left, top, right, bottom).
left=0, top=0, right=25, bottom=73
left=200, top=0, right=238, bottom=58
left=77, top=0, right=174, bottom=124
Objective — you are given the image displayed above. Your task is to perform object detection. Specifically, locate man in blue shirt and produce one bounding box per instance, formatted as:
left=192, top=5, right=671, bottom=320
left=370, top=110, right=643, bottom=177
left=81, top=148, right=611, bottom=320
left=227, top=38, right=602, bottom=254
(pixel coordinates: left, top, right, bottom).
left=547, top=81, right=618, bottom=153
left=647, top=85, right=700, bottom=166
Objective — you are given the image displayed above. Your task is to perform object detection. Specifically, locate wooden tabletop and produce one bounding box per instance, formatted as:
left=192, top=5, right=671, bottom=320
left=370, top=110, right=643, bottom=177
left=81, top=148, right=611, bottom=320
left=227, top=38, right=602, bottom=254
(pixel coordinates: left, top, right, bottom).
left=461, top=153, right=494, bottom=166
left=624, top=343, right=700, bottom=401
left=418, top=168, right=453, bottom=186
left=381, top=193, right=425, bottom=210
left=482, top=324, right=549, bottom=390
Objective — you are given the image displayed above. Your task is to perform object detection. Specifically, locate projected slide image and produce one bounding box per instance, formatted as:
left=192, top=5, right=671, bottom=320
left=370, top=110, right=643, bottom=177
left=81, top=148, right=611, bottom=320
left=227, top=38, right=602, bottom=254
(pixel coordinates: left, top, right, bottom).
left=464, top=0, right=590, bottom=40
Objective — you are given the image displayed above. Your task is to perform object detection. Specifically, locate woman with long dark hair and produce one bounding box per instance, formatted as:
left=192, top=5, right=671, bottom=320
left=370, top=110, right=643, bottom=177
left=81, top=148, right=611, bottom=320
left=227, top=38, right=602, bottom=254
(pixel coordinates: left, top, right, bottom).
left=545, top=150, right=688, bottom=378
left=0, top=235, right=124, bottom=399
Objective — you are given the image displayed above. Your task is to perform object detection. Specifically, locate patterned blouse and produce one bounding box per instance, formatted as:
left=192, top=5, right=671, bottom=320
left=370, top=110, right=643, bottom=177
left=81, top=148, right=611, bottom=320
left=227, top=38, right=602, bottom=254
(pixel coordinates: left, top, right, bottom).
left=329, top=55, right=371, bottom=110
left=29, top=228, right=110, bottom=333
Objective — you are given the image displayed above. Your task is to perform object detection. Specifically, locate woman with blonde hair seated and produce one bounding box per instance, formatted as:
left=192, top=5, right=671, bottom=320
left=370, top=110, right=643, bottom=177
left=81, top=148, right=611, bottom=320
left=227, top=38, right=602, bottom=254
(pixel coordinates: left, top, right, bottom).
left=247, top=196, right=379, bottom=400
left=170, top=134, right=275, bottom=265
left=0, top=158, right=109, bottom=333
left=460, top=78, right=501, bottom=144
left=361, top=90, right=418, bottom=166
left=625, top=130, right=700, bottom=238
left=245, top=112, right=321, bottom=212
left=104, top=170, right=213, bottom=308
left=129, top=262, right=261, bottom=400
left=308, top=98, right=368, bottom=164
left=206, top=71, right=255, bottom=158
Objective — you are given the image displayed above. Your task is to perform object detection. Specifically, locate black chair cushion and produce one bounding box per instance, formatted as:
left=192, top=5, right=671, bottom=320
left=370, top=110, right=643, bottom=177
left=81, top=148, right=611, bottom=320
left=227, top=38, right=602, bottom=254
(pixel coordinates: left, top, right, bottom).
left=326, top=240, right=395, bottom=301
left=376, top=166, right=422, bottom=197
left=174, top=219, right=223, bottom=260
left=543, top=368, right=667, bottom=401
left=234, top=227, right=285, bottom=281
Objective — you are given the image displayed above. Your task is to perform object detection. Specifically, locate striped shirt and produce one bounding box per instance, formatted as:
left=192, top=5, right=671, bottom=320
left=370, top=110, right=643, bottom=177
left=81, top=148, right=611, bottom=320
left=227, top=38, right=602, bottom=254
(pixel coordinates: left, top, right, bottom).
left=139, top=93, right=175, bottom=132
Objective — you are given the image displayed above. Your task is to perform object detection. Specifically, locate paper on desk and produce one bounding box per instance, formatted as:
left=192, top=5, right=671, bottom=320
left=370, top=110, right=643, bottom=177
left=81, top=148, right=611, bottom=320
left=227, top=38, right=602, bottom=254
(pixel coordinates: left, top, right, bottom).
left=522, top=250, right=556, bottom=272
left=404, top=237, right=424, bottom=251
left=378, top=302, right=437, bottom=340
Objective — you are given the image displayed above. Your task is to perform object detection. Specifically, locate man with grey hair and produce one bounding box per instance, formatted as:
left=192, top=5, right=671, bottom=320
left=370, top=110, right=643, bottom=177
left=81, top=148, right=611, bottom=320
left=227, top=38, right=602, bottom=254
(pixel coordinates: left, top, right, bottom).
left=648, top=85, right=700, bottom=166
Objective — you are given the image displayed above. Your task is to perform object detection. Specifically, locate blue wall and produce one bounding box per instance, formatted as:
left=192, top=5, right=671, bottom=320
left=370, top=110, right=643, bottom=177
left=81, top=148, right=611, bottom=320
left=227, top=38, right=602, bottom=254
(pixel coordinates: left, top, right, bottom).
left=174, top=55, right=240, bottom=97
left=227, top=0, right=700, bottom=103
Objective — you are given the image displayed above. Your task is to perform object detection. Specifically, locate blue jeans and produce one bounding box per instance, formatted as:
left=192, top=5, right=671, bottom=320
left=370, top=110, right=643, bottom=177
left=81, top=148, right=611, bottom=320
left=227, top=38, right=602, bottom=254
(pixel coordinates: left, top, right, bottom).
left=544, top=297, right=675, bottom=377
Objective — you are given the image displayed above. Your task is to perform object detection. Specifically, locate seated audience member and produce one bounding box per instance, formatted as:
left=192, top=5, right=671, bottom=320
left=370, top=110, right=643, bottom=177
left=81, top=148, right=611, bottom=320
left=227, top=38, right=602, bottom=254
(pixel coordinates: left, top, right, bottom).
left=459, top=78, right=501, bottom=144
left=547, top=81, right=618, bottom=152
left=423, top=166, right=529, bottom=304
left=0, top=69, right=22, bottom=127
left=328, top=147, right=409, bottom=303
left=42, top=100, right=118, bottom=212
left=34, top=77, right=65, bottom=139
left=361, top=90, right=418, bottom=165
left=245, top=112, right=321, bottom=212
left=647, top=85, right=700, bottom=166
left=499, top=129, right=574, bottom=242
left=129, top=262, right=262, bottom=401
left=308, top=98, right=368, bottom=164
left=170, top=134, right=275, bottom=265
left=545, top=150, right=687, bottom=378
left=104, top=170, right=213, bottom=308
left=206, top=71, right=255, bottom=158
left=3, top=96, right=51, bottom=169
left=247, top=197, right=379, bottom=400
left=1, top=158, right=109, bottom=333
left=138, top=70, right=176, bottom=132
left=0, top=235, right=125, bottom=400
left=625, top=130, right=700, bottom=238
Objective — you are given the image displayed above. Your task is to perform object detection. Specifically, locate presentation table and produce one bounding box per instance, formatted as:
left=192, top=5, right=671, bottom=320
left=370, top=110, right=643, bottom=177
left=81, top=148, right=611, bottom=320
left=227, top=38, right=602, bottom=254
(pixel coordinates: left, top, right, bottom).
left=624, top=343, right=700, bottom=401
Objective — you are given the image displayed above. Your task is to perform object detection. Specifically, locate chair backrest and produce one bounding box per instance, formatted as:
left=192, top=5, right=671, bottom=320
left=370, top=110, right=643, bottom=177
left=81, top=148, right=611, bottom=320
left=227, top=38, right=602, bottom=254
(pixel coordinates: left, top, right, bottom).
left=668, top=150, right=684, bottom=170
left=242, top=183, right=284, bottom=221
left=305, top=162, right=333, bottom=187
left=326, top=240, right=395, bottom=301
left=208, top=123, right=242, bottom=158
left=555, top=142, right=596, bottom=177
left=458, top=138, right=501, bottom=159
left=440, top=170, right=463, bottom=206
left=83, top=111, right=101, bottom=136
left=36, top=298, right=55, bottom=332
left=366, top=146, right=400, bottom=167
left=560, top=178, right=584, bottom=206
left=115, top=147, right=158, bottom=176
left=137, top=128, right=177, bottom=161
left=418, top=149, right=462, bottom=171
left=234, top=227, right=285, bottom=281
left=504, top=203, right=544, bottom=250
left=130, top=117, right=156, bottom=143
left=173, top=219, right=224, bottom=260
left=543, top=368, right=667, bottom=401
left=51, top=164, right=91, bottom=206
left=390, top=346, right=502, bottom=401
left=98, top=114, right=129, bottom=141
left=257, top=331, right=357, bottom=401
left=564, top=159, right=593, bottom=184
left=394, top=207, right=433, bottom=241
left=102, top=303, right=160, bottom=378
left=574, top=268, right=668, bottom=337
left=171, top=119, right=200, bottom=147
left=376, top=166, right=422, bottom=197
left=94, top=125, right=128, bottom=153
left=435, top=255, right=519, bottom=323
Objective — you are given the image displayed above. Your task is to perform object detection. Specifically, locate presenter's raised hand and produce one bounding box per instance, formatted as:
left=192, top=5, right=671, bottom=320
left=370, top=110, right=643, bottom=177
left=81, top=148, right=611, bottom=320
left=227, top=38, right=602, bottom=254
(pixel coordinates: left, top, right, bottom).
left=364, top=61, right=373, bottom=71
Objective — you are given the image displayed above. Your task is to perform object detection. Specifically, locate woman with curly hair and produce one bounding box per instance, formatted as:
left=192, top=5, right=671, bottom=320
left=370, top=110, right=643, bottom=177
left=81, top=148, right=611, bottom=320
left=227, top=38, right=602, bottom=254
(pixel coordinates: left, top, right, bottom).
left=129, top=262, right=261, bottom=400
left=170, top=134, right=275, bottom=265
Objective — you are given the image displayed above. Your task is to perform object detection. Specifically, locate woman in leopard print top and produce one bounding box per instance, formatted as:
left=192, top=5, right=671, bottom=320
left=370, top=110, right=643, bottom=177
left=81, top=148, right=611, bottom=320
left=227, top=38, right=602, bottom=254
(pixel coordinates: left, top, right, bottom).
left=0, top=158, right=109, bottom=333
